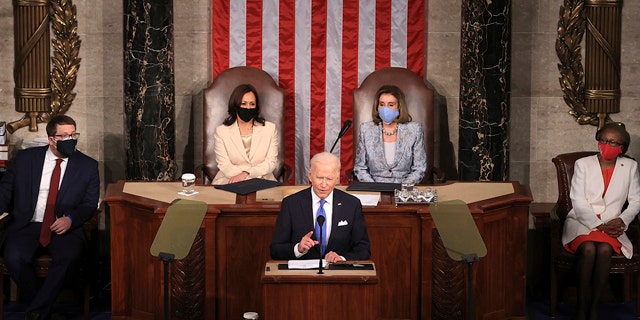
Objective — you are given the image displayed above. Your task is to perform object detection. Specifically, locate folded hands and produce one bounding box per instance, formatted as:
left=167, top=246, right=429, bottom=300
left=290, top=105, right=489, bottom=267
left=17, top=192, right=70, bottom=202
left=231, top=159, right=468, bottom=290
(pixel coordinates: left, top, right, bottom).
left=597, top=217, right=626, bottom=238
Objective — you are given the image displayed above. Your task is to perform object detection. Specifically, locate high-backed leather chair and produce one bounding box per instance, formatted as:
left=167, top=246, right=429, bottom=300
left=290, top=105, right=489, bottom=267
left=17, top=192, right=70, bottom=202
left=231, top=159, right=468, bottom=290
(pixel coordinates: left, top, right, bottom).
left=349, top=67, right=441, bottom=184
left=550, top=152, right=640, bottom=316
left=0, top=209, right=101, bottom=320
left=200, top=66, right=292, bottom=184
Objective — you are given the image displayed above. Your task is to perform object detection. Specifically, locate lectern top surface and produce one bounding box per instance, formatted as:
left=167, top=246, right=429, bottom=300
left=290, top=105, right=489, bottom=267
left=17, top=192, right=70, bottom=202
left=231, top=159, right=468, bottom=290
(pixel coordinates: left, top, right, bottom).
left=121, top=181, right=515, bottom=206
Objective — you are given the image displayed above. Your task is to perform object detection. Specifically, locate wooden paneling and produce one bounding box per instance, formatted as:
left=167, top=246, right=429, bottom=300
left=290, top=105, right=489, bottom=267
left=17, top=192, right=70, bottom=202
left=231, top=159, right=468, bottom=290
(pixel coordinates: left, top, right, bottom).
left=105, top=181, right=532, bottom=320
left=215, top=211, right=278, bottom=319
left=262, top=279, right=379, bottom=319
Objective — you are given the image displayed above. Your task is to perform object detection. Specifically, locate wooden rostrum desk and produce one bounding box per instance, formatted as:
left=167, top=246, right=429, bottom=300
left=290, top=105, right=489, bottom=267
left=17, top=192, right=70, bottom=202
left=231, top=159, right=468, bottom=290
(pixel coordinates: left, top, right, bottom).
left=104, top=181, right=532, bottom=320
left=261, top=260, right=379, bottom=319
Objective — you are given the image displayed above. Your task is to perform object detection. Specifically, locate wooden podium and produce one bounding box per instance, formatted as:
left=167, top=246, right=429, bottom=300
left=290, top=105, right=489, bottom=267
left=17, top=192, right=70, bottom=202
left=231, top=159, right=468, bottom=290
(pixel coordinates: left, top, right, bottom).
left=105, top=181, right=532, bottom=320
left=261, top=261, right=379, bottom=319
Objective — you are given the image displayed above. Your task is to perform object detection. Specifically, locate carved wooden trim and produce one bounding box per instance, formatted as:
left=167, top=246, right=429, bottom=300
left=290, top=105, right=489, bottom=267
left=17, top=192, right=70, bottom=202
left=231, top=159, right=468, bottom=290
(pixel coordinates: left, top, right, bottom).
left=171, top=229, right=206, bottom=319
left=432, top=229, right=465, bottom=319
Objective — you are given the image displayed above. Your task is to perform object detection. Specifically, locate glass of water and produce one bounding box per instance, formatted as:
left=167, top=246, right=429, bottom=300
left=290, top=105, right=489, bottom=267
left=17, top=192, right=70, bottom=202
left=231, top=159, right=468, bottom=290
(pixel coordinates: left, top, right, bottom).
left=181, top=173, right=196, bottom=194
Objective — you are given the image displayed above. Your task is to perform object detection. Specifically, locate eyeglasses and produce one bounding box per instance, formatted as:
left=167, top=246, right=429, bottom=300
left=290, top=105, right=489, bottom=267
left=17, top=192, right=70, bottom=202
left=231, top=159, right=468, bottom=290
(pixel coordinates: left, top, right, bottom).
left=599, top=138, right=622, bottom=147
left=53, top=133, right=80, bottom=140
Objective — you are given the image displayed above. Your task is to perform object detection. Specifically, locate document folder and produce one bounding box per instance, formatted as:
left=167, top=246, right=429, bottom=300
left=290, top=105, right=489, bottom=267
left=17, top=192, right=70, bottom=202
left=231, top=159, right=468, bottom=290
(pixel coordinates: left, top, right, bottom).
left=346, top=180, right=401, bottom=192
left=214, top=178, right=281, bottom=195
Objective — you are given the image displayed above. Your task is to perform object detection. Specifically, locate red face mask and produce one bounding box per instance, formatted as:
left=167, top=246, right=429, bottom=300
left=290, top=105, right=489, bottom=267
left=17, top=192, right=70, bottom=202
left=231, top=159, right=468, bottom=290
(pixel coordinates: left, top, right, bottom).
left=598, top=142, right=622, bottom=161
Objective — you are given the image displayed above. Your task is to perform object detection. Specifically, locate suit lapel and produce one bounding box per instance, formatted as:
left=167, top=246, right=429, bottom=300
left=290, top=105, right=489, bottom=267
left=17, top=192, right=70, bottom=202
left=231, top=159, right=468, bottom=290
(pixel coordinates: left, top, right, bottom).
left=586, top=155, right=605, bottom=198
left=228, top=123, right=250, bottom=163
left=248, top=124, right=265, bottom=162
left=327, top=191, right=345, bottom=248
left=57, top=155, right=74, bottom=203
left=30, top=148, right=47, bottom=209
left=605, top=157, right=628, bottom=201
left=301, top=188, right=315, bottom=230
left=372, top=125, right=389, bottom=169
left=392, top=123, right=406, bottom=168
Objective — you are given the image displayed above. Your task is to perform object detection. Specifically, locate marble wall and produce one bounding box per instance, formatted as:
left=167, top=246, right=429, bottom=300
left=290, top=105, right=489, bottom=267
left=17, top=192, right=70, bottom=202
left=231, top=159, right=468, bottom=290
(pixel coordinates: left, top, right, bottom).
left=1, top=0, right=639, bottom=204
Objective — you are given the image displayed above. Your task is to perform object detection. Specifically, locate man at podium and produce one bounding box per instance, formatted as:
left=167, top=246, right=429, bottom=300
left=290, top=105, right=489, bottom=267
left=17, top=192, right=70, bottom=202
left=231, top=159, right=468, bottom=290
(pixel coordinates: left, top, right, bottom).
left=270, top=152, right=370, bottom=263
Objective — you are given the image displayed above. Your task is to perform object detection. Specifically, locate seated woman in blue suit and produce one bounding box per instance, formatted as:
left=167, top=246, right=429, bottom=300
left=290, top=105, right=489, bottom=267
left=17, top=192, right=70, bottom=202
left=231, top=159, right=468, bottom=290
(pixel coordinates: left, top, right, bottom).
left=212, top=84, right=279, bottom=185
left=562, top=122, right=640, bottom=320
left=353, top=85, right=426, bottom=184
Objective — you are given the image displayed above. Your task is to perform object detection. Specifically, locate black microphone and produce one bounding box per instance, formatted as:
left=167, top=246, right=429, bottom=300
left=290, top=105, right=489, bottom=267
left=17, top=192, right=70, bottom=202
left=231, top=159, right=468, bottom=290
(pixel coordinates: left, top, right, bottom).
left=316, top=215, right=325, bottom=274
left=329, top=120, right=353, bottom=153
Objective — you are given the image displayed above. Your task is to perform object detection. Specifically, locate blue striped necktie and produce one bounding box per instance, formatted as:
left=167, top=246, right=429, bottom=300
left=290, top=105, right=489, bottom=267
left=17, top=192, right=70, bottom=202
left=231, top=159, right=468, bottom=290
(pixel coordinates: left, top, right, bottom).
left=315, top=199, right=327, bottom=255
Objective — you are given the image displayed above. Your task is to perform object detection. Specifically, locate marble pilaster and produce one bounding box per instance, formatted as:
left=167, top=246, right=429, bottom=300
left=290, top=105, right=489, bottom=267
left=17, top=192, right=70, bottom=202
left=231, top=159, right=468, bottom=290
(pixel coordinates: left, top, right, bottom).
left=123, top=0, right=176, bottom=181
left=458, top=0, right=511, bottom=181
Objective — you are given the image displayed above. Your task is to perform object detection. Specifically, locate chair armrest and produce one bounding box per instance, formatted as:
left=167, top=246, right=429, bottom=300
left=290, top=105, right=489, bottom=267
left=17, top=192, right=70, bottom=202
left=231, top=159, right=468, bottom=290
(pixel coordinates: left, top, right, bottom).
left=0, top=213, right=10, bottom=235
left=631, top=215, right=640, bottom=252
left=82, top=209, right=101, bottom=241
left=344, top=168, right=356, bottom=183
left=278, top=164, right=294, bottom=185
left=424, top=167, right=445, bottom=184
left=549, top=205, right=567, bottom=257
left=195, top=164, right=213, bottom=185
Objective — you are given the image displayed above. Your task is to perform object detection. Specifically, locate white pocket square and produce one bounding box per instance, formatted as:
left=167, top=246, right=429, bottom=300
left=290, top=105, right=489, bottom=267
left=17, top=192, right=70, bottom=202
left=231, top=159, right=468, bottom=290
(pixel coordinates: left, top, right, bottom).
left=338, top=220, right=348, bottom=226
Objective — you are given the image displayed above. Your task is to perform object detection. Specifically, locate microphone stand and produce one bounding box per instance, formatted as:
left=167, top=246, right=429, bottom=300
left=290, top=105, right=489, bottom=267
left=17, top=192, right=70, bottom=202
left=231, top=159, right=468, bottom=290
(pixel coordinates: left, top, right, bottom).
left=317, top=216, right=325, bottom=274
left=329, top=120, right=352, bottom=153
left=158, top=252, right=175, bottom=320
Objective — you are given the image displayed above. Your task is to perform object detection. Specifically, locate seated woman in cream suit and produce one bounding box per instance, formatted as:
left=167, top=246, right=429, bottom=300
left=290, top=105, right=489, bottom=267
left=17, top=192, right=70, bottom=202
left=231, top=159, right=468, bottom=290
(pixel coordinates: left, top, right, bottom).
left=562, top=122, right=640, bottom=320
left=212, top=84, right=279, bottom=185
left=353, top=85, right=426, bottom=184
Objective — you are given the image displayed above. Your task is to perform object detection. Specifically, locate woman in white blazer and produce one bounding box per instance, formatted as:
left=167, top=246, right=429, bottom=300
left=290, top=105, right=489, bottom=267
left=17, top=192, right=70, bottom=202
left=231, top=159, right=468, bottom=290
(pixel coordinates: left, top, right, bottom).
left=212, top=84, right=279, bottom=185
left=562, top=122, right=640, bottom=320
left=353, top=85, right=426, bottom=184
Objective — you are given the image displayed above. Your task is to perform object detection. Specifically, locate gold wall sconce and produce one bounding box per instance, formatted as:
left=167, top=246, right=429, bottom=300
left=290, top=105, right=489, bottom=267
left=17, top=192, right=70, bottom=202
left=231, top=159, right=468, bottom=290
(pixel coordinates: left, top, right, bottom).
left=557, top=0, right=623, bottom=130
left=8, top=0, right=81, bottom=133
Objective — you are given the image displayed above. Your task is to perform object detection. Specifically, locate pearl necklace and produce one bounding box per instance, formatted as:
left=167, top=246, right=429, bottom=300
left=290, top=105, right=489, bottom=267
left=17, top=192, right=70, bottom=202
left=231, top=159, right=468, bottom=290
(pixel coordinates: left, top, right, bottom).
left=382, top=128, right=397, bottom=136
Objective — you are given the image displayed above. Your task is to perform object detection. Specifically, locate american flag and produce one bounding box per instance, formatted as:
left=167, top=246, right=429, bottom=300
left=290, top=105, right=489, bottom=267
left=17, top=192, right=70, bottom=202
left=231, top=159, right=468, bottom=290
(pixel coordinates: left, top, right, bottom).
left=212, top=0, right=426, bottom=184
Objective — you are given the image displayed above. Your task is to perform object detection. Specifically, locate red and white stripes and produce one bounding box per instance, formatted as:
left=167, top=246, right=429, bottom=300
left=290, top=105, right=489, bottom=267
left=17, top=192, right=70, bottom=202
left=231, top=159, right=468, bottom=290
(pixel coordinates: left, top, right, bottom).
left=212, top=0, right=425, bottom=183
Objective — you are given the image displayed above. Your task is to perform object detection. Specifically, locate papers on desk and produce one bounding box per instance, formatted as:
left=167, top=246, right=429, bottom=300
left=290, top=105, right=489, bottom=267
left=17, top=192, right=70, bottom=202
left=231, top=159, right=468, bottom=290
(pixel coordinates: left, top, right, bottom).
left=351, top=194, right=380, bottom=206
left=23, top=137, right=48, bottom=149
left=178, top=191, right=199, bottom=196
left=287, top=259, right=328, bottom=269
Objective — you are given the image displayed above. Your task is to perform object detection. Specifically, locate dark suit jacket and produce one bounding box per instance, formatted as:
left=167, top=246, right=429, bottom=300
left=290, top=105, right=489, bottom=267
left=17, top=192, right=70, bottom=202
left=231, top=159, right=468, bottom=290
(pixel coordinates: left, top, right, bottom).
left=270, top=187, right=370, bottom=260
left=0, top=146, right=100, bottom=239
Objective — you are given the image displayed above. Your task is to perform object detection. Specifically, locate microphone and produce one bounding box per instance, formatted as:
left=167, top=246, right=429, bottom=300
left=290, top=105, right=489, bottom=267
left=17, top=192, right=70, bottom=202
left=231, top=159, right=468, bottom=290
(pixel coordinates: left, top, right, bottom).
left=317, top=215, right=325, bottom=274
left=329, top=120, right=353, bottom=153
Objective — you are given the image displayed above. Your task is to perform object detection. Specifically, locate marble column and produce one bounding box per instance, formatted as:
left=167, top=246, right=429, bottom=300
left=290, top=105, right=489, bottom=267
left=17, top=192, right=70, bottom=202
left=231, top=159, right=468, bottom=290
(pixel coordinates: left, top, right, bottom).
left=458, top=0, right=511, bottom=181
left=124, top=0, right=176, bottom=181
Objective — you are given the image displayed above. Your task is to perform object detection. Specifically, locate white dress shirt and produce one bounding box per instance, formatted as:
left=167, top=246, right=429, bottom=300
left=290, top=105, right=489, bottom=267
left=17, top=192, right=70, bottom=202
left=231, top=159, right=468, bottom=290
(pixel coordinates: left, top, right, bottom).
left=32, top=148, right=67, bottom=222
left=311, top=190, right=334, bottom=242
left=294, top=190, right=335, bottom=258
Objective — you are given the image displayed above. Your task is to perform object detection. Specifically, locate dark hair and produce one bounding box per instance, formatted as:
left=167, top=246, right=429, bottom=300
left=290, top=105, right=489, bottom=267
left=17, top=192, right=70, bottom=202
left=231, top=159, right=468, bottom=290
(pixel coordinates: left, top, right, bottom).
left=595, top=122, right=631, bottom=154
left=46, top=115, right=77, bottom=137
left=222, top=84, right=265, bottom=126
left=371, top=85, right=412, bottom=125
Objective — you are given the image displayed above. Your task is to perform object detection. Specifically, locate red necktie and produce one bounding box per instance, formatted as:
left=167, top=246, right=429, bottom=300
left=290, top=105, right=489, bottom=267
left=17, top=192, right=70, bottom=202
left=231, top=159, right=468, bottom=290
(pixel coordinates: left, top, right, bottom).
left=40, top=158, right=62, bottom=247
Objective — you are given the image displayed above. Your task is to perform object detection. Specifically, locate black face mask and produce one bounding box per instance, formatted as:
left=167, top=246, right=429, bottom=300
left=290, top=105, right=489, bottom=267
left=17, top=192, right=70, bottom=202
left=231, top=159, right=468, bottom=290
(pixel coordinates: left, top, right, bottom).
left=56, top=139, right=78, bottom=158
left=237, top=107, right=258, bottom=122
